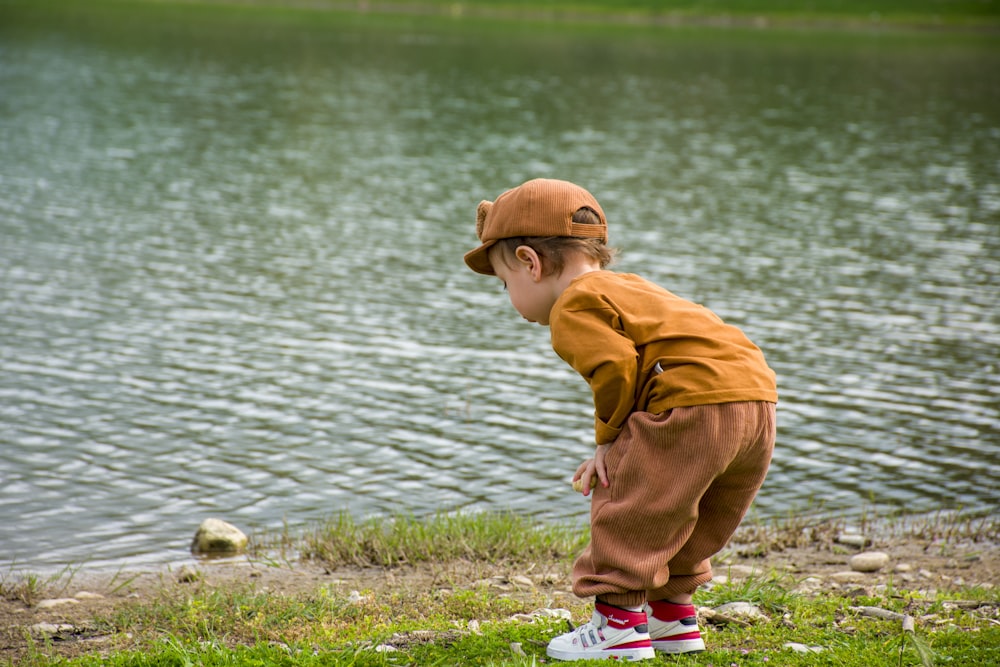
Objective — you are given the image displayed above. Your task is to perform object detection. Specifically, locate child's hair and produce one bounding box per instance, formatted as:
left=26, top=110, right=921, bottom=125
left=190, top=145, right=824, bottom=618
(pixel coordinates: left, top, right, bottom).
left=489, top=207, right=617, bottom=276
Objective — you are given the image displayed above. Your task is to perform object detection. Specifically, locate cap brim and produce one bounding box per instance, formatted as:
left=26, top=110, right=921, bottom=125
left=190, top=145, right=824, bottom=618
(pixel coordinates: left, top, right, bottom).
left=463, top=240, right=497, bottom=275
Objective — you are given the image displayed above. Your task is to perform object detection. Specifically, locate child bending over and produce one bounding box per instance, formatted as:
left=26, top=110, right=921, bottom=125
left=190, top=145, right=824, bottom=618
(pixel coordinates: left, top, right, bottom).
left=463, top=178, right=778, bottom=662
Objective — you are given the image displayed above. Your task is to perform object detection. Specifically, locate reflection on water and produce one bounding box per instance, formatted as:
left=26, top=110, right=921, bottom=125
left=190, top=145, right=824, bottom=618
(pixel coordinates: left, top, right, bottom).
left=1, top=7, right=997, bottom=570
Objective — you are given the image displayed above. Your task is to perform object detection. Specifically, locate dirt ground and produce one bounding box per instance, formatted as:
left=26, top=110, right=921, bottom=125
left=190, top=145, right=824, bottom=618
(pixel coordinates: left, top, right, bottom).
left=2, top=537, right=997, bottom=663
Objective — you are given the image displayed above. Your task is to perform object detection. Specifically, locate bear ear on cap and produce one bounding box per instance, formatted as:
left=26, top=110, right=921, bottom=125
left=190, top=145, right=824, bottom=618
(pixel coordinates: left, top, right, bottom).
left=475, top=200, right=492, bottom=240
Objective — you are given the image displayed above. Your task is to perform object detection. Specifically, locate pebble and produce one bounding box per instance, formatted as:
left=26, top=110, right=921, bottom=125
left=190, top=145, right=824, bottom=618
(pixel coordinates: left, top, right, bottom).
left=348, top=590, right=372, bottom=604
left=836, top=533, right=871, bottom=548
left=190, top=518, right=248, bottom=555
left=793, top=577, right=825, bottom=595
left=534, top=572, right=562, bottom=585
left=35, top=598, right=79, bottom=610
left=510, top=608, right=572, bottom=622
left=74, top=591, right=105, bottom=600
left=714, top=601, right=768, bottom=620
left=785, top=641, right=824, bottom=653
left=472, top=576, right=510, bottom=590
left=850, top=551, right=890, bottom=572
left=29, top=622, right=74, bottom=635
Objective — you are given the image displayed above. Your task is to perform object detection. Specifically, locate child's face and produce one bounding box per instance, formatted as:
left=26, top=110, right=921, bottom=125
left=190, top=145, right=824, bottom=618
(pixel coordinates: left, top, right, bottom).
left=490, top=248, right=557, bottom=326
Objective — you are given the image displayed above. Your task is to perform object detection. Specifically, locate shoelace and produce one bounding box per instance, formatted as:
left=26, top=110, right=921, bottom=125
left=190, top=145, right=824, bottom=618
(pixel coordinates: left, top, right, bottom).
left=567, top=618, right=606, bottom=646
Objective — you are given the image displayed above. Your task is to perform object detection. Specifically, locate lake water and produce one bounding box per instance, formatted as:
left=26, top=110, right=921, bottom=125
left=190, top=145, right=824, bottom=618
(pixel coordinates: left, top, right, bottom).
left=1, top=5, right=998, bottom=571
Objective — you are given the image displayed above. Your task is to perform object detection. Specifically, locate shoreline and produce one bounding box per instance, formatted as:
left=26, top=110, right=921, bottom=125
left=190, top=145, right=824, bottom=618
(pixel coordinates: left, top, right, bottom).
left=3, top=510, right=997, bottom=663
left=5, top=506, right=998, bottom=583
left=3, top=527, right=997, bottom=664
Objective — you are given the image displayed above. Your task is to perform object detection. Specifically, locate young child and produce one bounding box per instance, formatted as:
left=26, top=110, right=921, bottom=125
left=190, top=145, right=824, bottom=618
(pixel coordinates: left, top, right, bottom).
left=464, top=178, right=778, bottom=662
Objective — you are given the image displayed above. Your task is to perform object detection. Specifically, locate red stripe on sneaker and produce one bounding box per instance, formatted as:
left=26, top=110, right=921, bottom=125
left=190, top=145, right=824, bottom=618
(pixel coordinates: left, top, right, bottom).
left=647, top=601, right=697, bottom=622
left=612, top=639, right=653, bottom=649
left=595, top=602, right=648, bottom=629
left=656, top=631, right=702, bottom=642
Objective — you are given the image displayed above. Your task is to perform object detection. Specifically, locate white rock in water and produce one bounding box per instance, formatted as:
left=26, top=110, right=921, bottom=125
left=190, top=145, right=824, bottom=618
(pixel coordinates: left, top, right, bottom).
left=850, top=551, right=890, bottom=572
left=190, top=518, right=248, bottom=554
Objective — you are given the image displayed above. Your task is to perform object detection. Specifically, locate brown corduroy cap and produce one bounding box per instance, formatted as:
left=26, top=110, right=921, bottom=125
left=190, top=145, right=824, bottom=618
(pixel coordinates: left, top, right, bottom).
left=463, top=178, right=608, bottom=275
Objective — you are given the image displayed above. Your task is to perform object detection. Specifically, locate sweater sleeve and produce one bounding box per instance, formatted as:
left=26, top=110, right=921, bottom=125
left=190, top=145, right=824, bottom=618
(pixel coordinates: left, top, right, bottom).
left=550, top=303, right=638, bottom=445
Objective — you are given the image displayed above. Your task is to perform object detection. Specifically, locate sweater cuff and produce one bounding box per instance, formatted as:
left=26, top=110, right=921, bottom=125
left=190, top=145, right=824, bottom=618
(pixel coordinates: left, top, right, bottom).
left=594, top=418, right=621, bottom=445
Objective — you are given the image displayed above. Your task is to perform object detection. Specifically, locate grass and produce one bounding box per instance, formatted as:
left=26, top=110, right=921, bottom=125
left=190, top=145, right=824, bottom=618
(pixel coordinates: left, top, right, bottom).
left=4, top=508, right=998, bottom=666
left=0, top=564, right=81, bottom=607
left=3, top=0, right=999, bottom=33
left=313, top=0, right=1000, bottom=27
left=297, top=510, right=589, bottom=567
left=128, top=0, right=1000, bottom=21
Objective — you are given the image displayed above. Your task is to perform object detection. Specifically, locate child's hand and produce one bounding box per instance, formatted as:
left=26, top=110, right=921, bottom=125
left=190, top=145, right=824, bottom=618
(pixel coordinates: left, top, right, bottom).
left=571, top=445, right=610, bottom=496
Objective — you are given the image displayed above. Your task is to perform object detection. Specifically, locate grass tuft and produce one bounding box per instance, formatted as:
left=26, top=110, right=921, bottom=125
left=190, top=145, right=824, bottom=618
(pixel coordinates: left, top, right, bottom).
left=1, top=564, right=80, bottom=606
left=301, top=510, right=588, bottom=568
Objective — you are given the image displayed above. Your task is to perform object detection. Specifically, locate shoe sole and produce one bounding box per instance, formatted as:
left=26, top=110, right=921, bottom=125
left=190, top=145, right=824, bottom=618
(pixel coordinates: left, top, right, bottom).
left=547, top=646, right=656, bottom=661
left=651, top=637, right=706, bottom=653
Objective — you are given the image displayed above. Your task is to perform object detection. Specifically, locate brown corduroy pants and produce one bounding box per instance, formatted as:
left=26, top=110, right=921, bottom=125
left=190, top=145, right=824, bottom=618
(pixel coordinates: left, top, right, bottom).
left=572, top=401, right=776, bottom=608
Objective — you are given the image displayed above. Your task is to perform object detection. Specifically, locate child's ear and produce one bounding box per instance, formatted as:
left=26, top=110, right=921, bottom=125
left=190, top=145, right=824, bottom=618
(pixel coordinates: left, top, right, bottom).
left=514, top=245, right=543, bottom=280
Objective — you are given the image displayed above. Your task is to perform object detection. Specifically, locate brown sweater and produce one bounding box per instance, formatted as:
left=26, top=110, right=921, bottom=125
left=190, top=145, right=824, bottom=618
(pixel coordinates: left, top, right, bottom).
left=549, top=272, right=778, bottom=445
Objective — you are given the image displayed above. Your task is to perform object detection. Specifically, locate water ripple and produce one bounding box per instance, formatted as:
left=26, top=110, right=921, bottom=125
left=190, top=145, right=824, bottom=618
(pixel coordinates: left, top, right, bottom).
left=1, top=16, right=998, bottom=570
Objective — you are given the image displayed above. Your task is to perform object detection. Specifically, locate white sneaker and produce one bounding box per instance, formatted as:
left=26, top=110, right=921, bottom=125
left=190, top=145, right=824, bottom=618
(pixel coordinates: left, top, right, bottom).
left=546, top=601, right=655, bottom=662
left=645, top=601, right=706, bottom=654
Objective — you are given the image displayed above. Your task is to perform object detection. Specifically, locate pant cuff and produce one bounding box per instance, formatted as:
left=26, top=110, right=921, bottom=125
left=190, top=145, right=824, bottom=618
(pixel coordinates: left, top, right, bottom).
left=597, top=591, right=647, bottom=609
left=648, top=572, right=711, bottom=600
